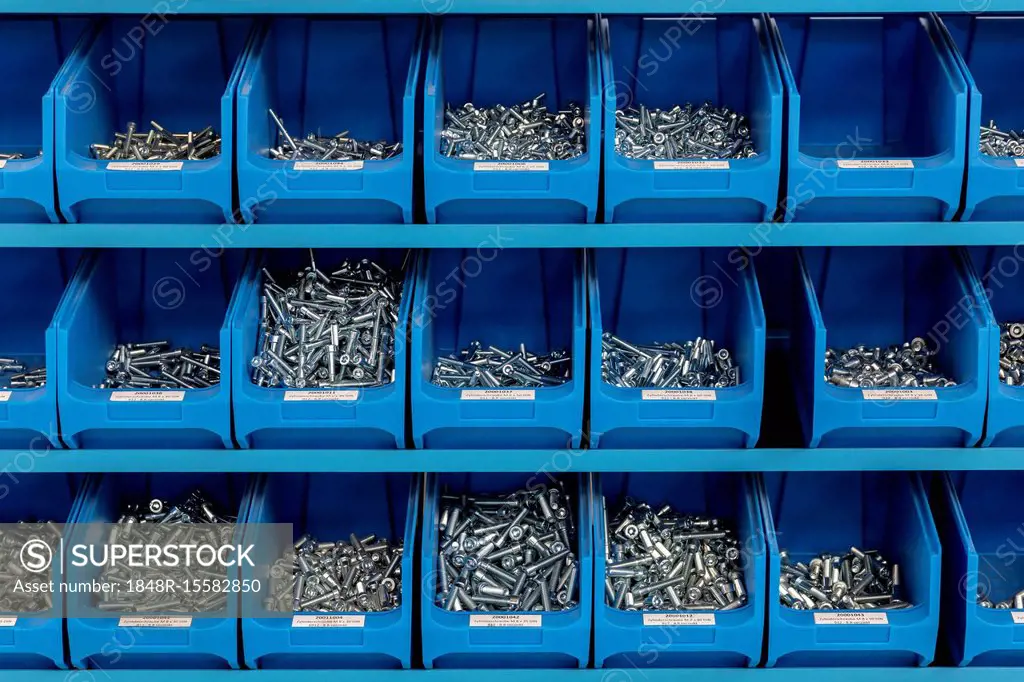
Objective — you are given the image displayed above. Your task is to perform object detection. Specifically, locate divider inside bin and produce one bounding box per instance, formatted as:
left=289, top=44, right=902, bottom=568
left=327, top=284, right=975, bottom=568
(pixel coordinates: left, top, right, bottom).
left=772, top=16, right=956, bottom=159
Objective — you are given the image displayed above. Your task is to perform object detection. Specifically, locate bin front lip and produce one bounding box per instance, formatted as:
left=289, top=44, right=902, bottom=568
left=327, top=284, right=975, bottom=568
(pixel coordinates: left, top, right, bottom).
left=794, top=150, right=958, bottom=167
left=243, top=154, right=409, bottom=172
left=239, top=381, right=399, bottom=402
left=419, top=380, right=578, bottom=400
left=65, top=153, right=226, bottom=171
left=821, top=381, right=980, bottom=401
left=429, top=153, right=596, bottom=172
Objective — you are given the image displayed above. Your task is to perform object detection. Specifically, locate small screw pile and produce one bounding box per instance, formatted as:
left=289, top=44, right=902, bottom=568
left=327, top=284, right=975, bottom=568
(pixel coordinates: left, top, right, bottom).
left=95, top=490, right=237, bottom=614
left=266, top=533, right=403, bottom=613
left=431, top=342, right=571, bottom=388
left=0, top=152, right=32, bottom=163
left=267, top=109, right=402, bottom=162
left=91, top=121, right=221, bottom=161
left=977, top=585, right=1024, bottom=610
left=0, top=521, right=61, bottom=613
left=435, top=483, right=580, bottom=612
left=602, top=334, right=739, bottom=388
left=615, top=102, right=756, bottom=160
left=441, top=94, right=586, bottom=161
left=998, top=322, right=1024, bottom=385
left=604, top=499, right=747, bottom=611
left=980, top=120, right=1024, bottom=158
left=103, top=342, right=220, bottom=389
left=779, top=548, right=909, bottom=611
left=824, top=338, right=956, bottom=389
left=252, top=253, right=405, bottom=389
left=0, top=358, right=46, bottom=388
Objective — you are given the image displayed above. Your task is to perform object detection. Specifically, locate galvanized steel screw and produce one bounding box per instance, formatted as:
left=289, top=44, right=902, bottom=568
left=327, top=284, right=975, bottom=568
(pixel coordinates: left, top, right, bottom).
left=0, top=153, right=30, bottom=162
left=102, top=341, right=220, bottom=389
left=779, top=548, right=909, bottom=611
left=602, top=333, right=739, bottom=388
left=431, top=341, right=571, bottom=388
left=824, top=338, right=955, bottom=388
left=614, top=102, right=756, bottom=160
left=998, top=322, right=1024, bottom=385
left=980, top=120, right=1024, bottom=158
left=440, top=94, right=586, bottom=161
left=0, top=520, right=61, bottom=613
left=91, top=121, right=221, bottom=161
left=0, top=357, right=46, bottom=388
left=267, top=109, right=402, bottom=162
left=977, top=585, right=1024, bottom=610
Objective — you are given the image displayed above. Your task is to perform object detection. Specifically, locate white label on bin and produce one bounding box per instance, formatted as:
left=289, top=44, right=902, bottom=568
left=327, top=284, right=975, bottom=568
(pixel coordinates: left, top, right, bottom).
left=118, top=616, right=192, bottom=628
left=0, top=160, right=7, bottom=169
left=284, top=390, right=360, bottom=402
left=473, top=162, right=549, bottom=172
left=0, top=391, right=12, bottom=402
left=814, top=612, right=889, bottom=626
left=654, top=160, right=729, bottom=170
left=470, top=614, right=542, bottom=628
left=836, top=159, right=914, bottom=169
left=1013, top=611, right=1024, bottom=624
left=109, top=391, right=186, bottom=402
left=291, top=615, right=365, bottom=628
left=107, top=161, right=184, bottom=171
left=460, top=389, right=535, bottom=401
left=0, top=618, right=17, bottom=627
left=861, top=389, right=938, bottom=401
left=293, top=161, right=364, bottom=171
left=1015, top=159, right=1024, bottom=168
left=641, top=389, right=716, bottom=401
left=643, top=613, right=716, bottom=626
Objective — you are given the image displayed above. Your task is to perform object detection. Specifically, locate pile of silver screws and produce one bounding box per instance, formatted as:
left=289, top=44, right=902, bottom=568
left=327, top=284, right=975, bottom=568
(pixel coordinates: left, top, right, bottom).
left=432, top=342, right=571, bottom=388
left=980, top=120, right=1024, bottom=158
left=977, top=586, right=1024, bottom=610
left=0, top=521, right=61, bottom=613
left=602, top=334, right=739, bottom=388
left=440, top=94, right=586, bottom=161
left=252, top=252, right=405, bottom=389
left=95, top=490, right=236, bottom=614
left=604, top=499, right=746, bottom=611
left=0, top=153, right=31, bottom=163
left=91, top=121, right=221, bottom=161
left=102, top=341, right=220, bottom=389
left=779, top=548, right=909, bottom=611
left=0, top=358, right=46, bottom=388
left=266, top=533, right=403, bottom=613
left=615, top=102, right=756, bottom=160
left=268, top=109, right=402, bottom=162
left=435, top=483, right=579, bottom=612
left=824, top=338, right=956, bottom=389
left=998, top=322, right=1024, bottom=385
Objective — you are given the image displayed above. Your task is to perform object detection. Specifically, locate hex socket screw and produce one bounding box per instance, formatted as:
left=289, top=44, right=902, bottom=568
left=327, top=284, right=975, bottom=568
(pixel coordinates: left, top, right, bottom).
left=825, top=338, right=956, bottom=389
left=980, top=120, right=1024, bottom=158
left=997, top=322, right=1024, bottom=386
left=602, top=333, right=739, bottom=388
left=614, top=101, right=756, bottom=161
left=778, top=547, right=909, bottom=611
left=0, top=357, right=46, bottom=388
left=102, top=341, right=220, bottom=389
left=977, top=584, right=1024, bottom=610
left=431, top=341, right=571, bottom=388
left=267, top=108, right=402, bottom=162
left=91, top=121, right=221, bottom=161
left=0, top=520, right=61, bottom=613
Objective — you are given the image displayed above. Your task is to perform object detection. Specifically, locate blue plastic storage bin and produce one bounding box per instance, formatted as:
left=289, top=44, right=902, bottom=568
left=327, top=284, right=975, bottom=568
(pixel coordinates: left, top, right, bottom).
left=54, top=17, right=254, bottom=223
left=600, top=16, right=783, bottom=223
left=410, top=249, right=586, bottom=449
left=933, top=472, right=1024, bottom=666
left=593, top=472, right=766, bottom=668
left=0, top=473, right=86, bottom=669
left=761, top=472, right=942, bottom=667
left=794, top=247, right=990, bottom=448
left=0, top=17, right=89, bottom=223
left=938, top=15, right=1024, bottom=221
left=55, top=249, right=248, bottom=449
left=230, top=249, right=413, bottom=449
left=589, top=248, right=766, bottom=449
left=241, top=473, right=419, bottom=669
left=423, top=17, right=601, bottom=224
left=236, top=18, right=424, bottom=224
left=66, top=472, right=255, bottom=669
left=769, top=15, right=967, bottom=222
left=0, top=249, right=83, bottom=450
left=420, top=473, right=593, bottom=669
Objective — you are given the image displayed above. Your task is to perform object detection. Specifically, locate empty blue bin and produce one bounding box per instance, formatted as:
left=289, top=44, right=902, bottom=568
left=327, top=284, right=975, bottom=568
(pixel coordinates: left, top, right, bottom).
left=55, top=249, right=248, bottom=449
left=66, top=472, right=255, bottom=669
left=593, top=472, right=766, bottom=668
left=0, top=474, right=86, bottom=669
left=423, top=17, right=601, bottom=224
left=794, top=247, right=990, bottom=448
left=966, top=247, right=1022, bottom=446
left=769, top=15, right=967, bottom=222
left=761, top=472, right=941, bottom=667
left=420, top=473, right=593, bottom=669
left=230, top=249, right=413, bottom=449
left=241, top=473, right=419, bottom=669
left=933, top=472, right=1024, bottom=666
left=0, top=249, right=83, bottom=450
left=600, top=16, right=783, bottom=223
left=54, top=17, right=255, bottom=224
left=589, top=248, right=766, bottom=449
left=0, top=17, right=90, bottom=223
left=938, top=15, right=1024, bottom=221
left=236, top=18, right=424, bottom=224
left=410, top=249, right=586, bottom=449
